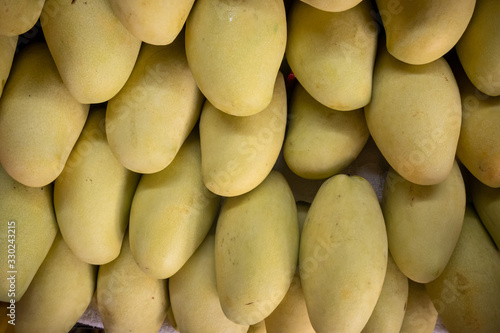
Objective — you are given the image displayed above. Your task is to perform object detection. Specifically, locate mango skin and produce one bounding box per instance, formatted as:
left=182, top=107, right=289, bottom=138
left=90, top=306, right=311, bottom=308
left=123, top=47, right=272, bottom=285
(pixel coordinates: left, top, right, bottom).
left=471, top=177, right=500, bottom=247
left=54, top=107, right=140, bottom=265
left=109, top=0, right=194, bottom=45
left=400, top=281, right=438, bottom=333
left=382, top=161, right=466, bottom=283
left=186, top=0, right=286, bottom=116
left=169, top=232, right=249, bottom=333
left=129, top=133, right=220, bottom=279
left=365, top=46, right=462, bottom=185
left=0, top=165, right=58, bottom=302
left=299, top=174, right=388, bottom=333
left=247, top=321, right=267, bottom=333
left=425, top=206, right=500, bottom=333
left=17, top=233, right=97, bottom=333
left=106, top=33, right=204, bottom=174
left=200, top=73, right=286, bottom=197
left=97, top=233, right=168, bottom=333
left=456, top=0, right=500, bottom=96
left=286, top=0, right=377, bottom=111
left=0, top=35, right=17, bottom=98
left=0, top=42, right=89, bottom=188
left=377, top=0, right=476, bottom=65
left=362, top=254, right=408, bottom=333
left=284, top=83, right=369, bottom=179
left=0, top=0, right=44, bottom=36
left=215, top=170, right=299, bottom=326
left=300, top=0, right=362, bottom=12
left=41, top=0, right=141, bottom=104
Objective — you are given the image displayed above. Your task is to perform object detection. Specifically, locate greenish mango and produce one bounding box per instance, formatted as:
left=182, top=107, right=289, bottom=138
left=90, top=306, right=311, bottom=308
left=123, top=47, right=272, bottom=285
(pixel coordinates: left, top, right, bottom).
left=0, top=0, right=44, bottom=36
left=471, top=177, right=500, bottom=247
left=400, top=281, right=438, bottom=333
left=0, top=35, right=17, bottom=98
left=300, top=0, right=362, bottom=12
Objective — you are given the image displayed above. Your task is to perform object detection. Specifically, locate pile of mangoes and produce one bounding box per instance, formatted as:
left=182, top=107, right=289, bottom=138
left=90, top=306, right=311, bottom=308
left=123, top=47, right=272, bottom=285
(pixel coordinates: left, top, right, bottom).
left=1, top=0, right=499, bottom=332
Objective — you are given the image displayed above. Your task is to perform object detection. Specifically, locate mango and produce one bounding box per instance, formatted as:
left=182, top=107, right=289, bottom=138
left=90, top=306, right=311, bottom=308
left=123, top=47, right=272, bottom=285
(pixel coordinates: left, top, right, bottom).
left=471, top=177, right=500, bottom=247
left=129, top=132, right=220, bottom=279
left=109, top=0, right=194, bottom=45
left=169, top=232, right=249, bottom=333
left=365, top=45, right=462, bottom=185
left=96, top=232, right=168, bottom=333
left=215, top=170, right=299, bottom=325
left=106, top=32, right=204, bottom=174
left=248, top=321, right=267, bottom=333
left=54, top=107, right=140, bottom=265
left=299, top=0, right=362, bottom=12
left=382, top=161, right=466, bottom=283
left=0, top=35, right=17, bottom=98
left=200, top=73, right=286, bottom=197
left=286, top=0, right=377, bottom=110
left=456, top=0, right=500, bottom=96
left=425, top=205, right=500, bottom=333
left=284, top=83, right=369, bottom=179
left=376, top=0, right=476, bottom=65
left=41, top=0, right=141, bottom=104
left=299, top=174, right=387, bottom=333
left=362, top=253, right=408, bottom=333
left=0, top=42, right=89, bottom=188
left=17, top=233, right=97, bottom=333
left=185, top=0, right=286, bottom=116
left=0, top=164, right=58, bottom=302
left=0, top=0, right=44, bottom=36
left=400, top=281, right=438, bottom=333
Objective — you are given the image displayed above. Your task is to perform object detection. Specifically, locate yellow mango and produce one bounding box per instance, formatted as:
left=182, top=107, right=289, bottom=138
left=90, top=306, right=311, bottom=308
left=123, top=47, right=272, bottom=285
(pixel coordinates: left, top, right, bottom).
left=362, top=254, right=408, bottom=333
left=185, top=0, right=286, bottom=116
left=169, top=232, right=249, bottom=333
left=300, top=0, right=362, bottom=12
left=382, top=161, right=466, bottom=283
left=41, top=0, right=141, bottom=104
left=200, top=73, right=286, bottom=197
left=365, top=45, right=462, bottom=185
left=106, top=32, right=204, bottom=174
left=248, top=321, right=267, bottom=333
left=0, top=0, right=44, bottom=36
left=400, top=281, right=438, bottom=333
left=284, top=83, right=369, bottom=179
left=17, top=233, right=97, bottom=333
left=286, top=0, right=377, bottom=110
left=0, top=42, right=89, bottom=188
left=109, top=0, right=194, bottom=45
left=425, top=205, right=500, bottom=333
left=96, top=233, right=168, bottom=333
left=54, top=107, right=140, bottom=265
left=215, top=170, right=299, bottom=325
left=0, top=165, right=57, bottom=302
left=456, top=0, right=500, bottom=96
left=299, top=174, right=387, bottom=333
left=471, top=177, right=500, bottom=247
left=455, top=62, right=500, bottom=188
left=129, top=133, right=220, bottom=279
left=0, top=35, right=17, bottom=98
left=376, top=0, right=476, bottom=65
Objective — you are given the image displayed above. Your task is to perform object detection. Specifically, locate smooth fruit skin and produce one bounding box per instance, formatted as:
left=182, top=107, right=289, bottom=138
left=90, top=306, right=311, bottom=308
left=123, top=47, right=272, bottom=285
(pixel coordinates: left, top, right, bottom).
left=377, top=0, right=476, bottom=65
left=299, top=174, right=388, bottom=333
left=0, top=0, right=44, bottom=36
left=41, top=0, right=142, bottom=104
left=425, top=205, right=500, bottom=333
left=16, top=233, right=97, bottom=333
left=365, top=45, right=462, bottom=185
left=286, top=0, right=377, bottom=111
left=106, top=32, right=204, bottom=174
left=129, top=133, right=220, bottom=279
left=185, top=0, right=286, bottom=116
left=300, top=0, right=363, bottom=12
left=0, top=165, right=58, bottom=302
left=382, top=161, right=466, bottom=283
left=284, top=83, right=369, bottom=180
left=456, top=0, right=500, bottom=96
left=215, top=170, right=299, bottom=326
left=399, top=281, right=438, bottom=333
left=109, top=0, right=194, bottom=45
left=54, top=107, right=140, bottom=265
left=0, top=35, right=17, bottom=98
left=471, top=177, right=500, bottom=248
left=96, top=233, right=168, bottom=333
left=169, top=232, right=249, bottom=333
left=0, top=42, right=89, bottom=188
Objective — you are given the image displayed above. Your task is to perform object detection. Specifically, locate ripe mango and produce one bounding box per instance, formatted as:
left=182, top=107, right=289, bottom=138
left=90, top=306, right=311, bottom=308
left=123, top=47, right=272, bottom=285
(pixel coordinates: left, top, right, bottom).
left=300, top=0, right=362, bottom=12
left=0, top=0, right=44, bottom=36
left=0, top=35, right=17, bottom=98
left=471, top=177, right=500, bottom=247
left=299, top=174, right=387, bottom=333
left=185, top=0, right=286, bottom=116
left=399, top=281, right=438, bottom=333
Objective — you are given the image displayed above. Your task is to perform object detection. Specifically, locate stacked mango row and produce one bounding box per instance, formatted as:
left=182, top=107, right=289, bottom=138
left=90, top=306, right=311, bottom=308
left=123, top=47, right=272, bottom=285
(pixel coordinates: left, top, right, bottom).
left=0, top=0, right=499, bottom=333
